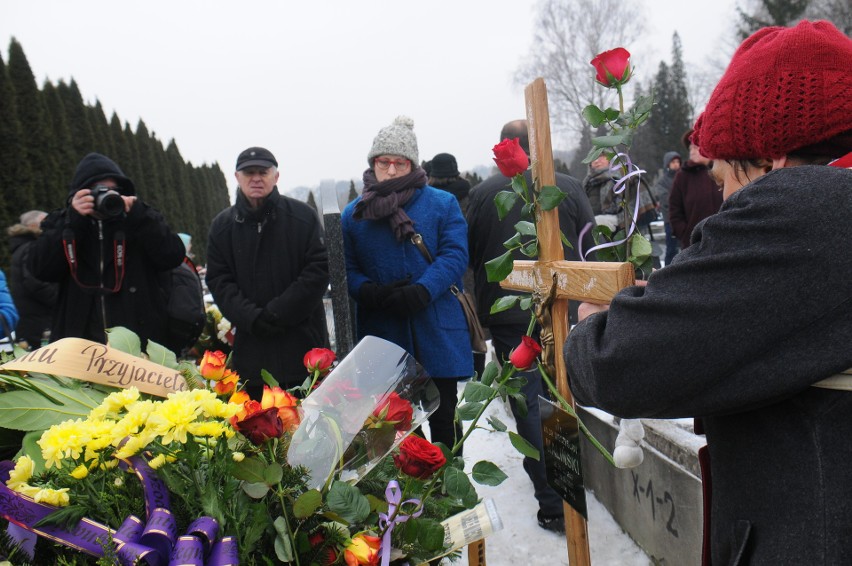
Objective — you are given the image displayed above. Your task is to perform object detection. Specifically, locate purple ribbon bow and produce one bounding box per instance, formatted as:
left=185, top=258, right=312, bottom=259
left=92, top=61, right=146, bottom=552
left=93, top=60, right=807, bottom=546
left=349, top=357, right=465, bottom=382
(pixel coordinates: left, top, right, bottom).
left=377, top=480, right=423, bottom=566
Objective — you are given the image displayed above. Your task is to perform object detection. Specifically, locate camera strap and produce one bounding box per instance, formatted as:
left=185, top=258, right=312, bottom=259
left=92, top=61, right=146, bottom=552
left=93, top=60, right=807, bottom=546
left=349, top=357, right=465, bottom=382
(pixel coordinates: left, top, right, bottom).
left=62, top=226, right=126, bottom=294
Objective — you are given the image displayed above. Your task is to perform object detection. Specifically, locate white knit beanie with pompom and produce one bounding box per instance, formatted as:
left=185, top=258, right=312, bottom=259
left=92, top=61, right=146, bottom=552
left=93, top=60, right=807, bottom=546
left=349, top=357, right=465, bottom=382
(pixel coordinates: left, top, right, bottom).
left=367, top=116, right=419, bottom=166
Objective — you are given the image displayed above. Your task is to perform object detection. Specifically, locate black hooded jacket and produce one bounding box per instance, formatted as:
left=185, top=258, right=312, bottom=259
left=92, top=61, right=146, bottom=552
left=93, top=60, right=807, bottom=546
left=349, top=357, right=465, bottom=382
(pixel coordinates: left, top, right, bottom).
left=29, top=153, right=184, bottom=349
left=8, top=223, right=57, bottom=347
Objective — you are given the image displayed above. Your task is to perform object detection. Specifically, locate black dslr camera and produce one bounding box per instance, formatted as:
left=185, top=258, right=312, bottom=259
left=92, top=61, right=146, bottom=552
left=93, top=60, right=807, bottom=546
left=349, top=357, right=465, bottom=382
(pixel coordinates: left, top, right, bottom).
left=90, top=184, right=125, bottom=219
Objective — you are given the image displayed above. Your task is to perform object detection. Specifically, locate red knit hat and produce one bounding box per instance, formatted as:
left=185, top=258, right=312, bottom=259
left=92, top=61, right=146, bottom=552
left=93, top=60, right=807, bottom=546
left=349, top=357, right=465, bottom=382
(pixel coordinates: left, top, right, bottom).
left=692, top=20, right=852, bottom=160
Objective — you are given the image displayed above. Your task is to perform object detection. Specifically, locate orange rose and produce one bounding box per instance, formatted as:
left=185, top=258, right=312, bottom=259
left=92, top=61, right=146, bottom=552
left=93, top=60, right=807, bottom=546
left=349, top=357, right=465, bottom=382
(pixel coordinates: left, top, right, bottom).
left=261, top=386, right=301, bottom=432
left=344, top=533, right=381, bottom=566
left=199, top=350, right=227, bottom=381
left=214, top=369, right=239, bottom=395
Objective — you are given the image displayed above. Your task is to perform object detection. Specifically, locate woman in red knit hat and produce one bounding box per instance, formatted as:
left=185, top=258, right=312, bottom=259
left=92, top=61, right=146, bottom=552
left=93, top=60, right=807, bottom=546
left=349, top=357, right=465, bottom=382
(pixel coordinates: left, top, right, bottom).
left=564, top=20, right=852, bottom=566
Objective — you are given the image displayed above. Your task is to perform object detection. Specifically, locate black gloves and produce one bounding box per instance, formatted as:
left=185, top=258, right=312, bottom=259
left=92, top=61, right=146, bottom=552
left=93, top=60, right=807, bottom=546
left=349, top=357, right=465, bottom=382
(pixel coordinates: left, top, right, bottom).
left=252, top=308, right=283, bottom=338
left=358, top=279, right=409, bottom=310
left=383, top=284, right=431, bottom=316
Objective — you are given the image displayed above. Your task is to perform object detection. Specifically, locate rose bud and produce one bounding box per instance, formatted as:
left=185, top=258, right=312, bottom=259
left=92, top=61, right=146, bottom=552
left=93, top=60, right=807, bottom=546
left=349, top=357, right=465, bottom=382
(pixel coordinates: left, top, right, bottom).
left=509, top=336, right=542, bottom=370
left=590, top=47, right=632, bottom=88
left=199, top=350, right=227, bottom=381
left=393, top=435, right=447, bottom=479
left=492, top=137, right=530, bottom=178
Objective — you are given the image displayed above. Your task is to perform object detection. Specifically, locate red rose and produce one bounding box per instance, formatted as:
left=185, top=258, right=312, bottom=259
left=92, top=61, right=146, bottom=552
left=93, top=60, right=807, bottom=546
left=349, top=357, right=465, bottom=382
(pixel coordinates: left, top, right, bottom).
left=509, top=336, right=542, bottom=370
left=233, top=406, right=283, bottom=446
left=308, top=531, right=338, bottom=565
left=199, top=350, right=227, bottom=381
left=590, top=47, right=632, bottom=88
left=492, top=138, right=529, bottom=178
left=393, top=435, right=446, bottom=479
left=373, top=392, right=413, bottom=431
left=303, top=348, right=336, bottom=375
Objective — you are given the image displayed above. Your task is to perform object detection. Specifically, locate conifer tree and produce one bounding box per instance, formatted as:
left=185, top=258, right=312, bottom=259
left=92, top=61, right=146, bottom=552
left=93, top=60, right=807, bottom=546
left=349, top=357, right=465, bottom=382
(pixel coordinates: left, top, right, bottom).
left=306, top=190, right=318, bottom=213
left=737, top=0, right=810, bottom=39
left=87, top=100, right=114, bottom=157
left=56, top=79, right=95, bottom=159
left=0, top=49, right=33, bottom=250
left=7, top=38, right=51, bottom=211
left=348, top=181, right=359, bottom=203
left=42, top=81, right=76, bottom=207
left=108, top=113, right=135, bottom=186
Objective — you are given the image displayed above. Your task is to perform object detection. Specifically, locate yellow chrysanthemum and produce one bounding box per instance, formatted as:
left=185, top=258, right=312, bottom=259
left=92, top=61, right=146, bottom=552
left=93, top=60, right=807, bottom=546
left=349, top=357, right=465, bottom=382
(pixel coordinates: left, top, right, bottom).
left=39, top=419, right=90, bottom=469
left=114, top=434, right=150, bottom=460
left=146, top=397, right=201, bottom=445
left=148, top=454, right=167, bottom=470
left=6, top=456, right=35, bottom=490
left=16, top=484, right=40, bottom=498
left=187, top=421, right=228, bottom=439
left=232, top=452, right=245, bottom=462
left=70, top=464, right=89, bottom=480
left=89, top=387, right=140, bottom=421
left=32, top=487, right=70, bottom=507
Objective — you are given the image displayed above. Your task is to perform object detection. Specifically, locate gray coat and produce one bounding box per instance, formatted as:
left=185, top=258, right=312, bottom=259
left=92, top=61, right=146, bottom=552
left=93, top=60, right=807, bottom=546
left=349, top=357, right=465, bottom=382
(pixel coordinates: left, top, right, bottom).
left=564, top=165, right=852, bottom=565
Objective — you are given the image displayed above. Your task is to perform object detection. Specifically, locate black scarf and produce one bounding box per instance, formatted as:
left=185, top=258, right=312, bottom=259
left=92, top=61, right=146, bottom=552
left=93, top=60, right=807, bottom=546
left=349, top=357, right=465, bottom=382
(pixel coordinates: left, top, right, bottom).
left=355, top=167, right=427, bottom=241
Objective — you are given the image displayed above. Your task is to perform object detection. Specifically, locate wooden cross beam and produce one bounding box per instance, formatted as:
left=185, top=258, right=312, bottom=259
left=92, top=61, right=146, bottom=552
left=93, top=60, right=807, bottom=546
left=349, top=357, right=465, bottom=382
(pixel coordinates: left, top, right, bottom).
left=502, top=78, right=635, bottom=566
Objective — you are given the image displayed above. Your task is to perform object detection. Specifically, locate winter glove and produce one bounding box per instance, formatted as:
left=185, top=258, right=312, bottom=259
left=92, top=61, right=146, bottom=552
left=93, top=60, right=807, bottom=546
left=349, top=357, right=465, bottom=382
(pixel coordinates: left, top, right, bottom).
left=251, top=308, right=283, bottom=338
left=613, top=418, right=645, bottom=469
left=383, top=284, right=431, bottom=317
left=358, top=279, right=409, bottom=310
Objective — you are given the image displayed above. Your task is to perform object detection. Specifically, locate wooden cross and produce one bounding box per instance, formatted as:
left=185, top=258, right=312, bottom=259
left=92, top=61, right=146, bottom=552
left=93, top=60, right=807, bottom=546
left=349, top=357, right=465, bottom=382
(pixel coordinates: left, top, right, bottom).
left=500, top=78, right=635, bottom=566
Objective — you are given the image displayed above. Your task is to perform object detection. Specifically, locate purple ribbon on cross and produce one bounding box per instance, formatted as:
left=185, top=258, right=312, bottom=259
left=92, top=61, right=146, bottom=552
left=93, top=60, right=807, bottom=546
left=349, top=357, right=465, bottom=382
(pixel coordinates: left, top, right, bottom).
left=377, top=480, right=423, bottom=566
left=578, top=152, right=647, bottom=261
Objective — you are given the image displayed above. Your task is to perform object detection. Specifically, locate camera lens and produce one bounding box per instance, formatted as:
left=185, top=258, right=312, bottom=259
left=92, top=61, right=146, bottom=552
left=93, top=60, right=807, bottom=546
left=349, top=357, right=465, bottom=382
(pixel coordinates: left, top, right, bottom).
left=95, top=190, right=124, bottom=218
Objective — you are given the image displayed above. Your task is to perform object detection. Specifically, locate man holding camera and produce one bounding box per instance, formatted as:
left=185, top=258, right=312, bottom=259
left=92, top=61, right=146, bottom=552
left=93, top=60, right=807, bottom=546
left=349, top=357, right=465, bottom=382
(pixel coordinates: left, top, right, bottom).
left=30, top=152, right=185, bottom=349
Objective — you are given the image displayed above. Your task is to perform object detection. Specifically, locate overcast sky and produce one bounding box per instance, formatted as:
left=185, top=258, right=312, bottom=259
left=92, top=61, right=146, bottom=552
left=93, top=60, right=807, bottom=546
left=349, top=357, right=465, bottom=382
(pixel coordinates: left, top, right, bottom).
left=2, top=0, right=738, bottom=195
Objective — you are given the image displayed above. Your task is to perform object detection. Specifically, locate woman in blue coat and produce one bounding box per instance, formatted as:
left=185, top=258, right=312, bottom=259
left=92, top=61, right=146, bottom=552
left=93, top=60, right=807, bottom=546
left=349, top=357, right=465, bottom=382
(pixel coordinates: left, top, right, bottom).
left=342, top=116, right=473, bottom=450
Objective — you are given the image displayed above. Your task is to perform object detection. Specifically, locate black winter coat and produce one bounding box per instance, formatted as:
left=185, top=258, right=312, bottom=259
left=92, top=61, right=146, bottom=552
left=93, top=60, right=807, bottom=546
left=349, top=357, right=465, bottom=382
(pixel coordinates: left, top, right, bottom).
left=8, top=226, right=57, bottom=347
left=466, top=171, right=597, bottom=329
left=206, top=188, right=329, bottom=389
left=565, top=166, right=852, bottom=565
left=30, top=202, right=185, bottom=349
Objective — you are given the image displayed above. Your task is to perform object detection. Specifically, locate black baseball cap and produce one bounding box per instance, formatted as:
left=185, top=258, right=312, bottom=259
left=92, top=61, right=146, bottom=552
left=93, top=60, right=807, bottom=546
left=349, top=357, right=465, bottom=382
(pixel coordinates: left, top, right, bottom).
left=236, top=147, right=278, bottom=170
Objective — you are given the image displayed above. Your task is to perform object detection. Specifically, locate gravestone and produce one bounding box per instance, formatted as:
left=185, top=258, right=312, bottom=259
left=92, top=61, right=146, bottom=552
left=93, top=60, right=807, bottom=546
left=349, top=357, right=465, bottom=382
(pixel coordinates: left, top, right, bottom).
left=319, top=179, right=356, bottom=357
left=578, top=408, right=704, bottom=566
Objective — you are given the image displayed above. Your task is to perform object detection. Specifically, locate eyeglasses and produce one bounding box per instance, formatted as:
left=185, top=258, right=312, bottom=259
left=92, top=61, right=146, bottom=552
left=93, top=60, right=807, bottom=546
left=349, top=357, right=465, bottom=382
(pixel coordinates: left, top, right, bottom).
left=374, top=158, right=411, bottom=171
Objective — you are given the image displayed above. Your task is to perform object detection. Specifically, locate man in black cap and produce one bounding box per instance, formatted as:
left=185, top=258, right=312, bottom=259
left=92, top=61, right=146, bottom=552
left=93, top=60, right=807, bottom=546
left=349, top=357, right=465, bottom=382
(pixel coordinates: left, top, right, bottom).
left=30, top=153, right=185, bottom=349
left=206, top=147, right=329, bottom=397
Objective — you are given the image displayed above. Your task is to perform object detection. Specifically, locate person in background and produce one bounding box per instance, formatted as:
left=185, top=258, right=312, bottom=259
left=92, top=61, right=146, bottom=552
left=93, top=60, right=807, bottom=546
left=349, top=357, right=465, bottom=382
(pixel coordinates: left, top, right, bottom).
left=466, top=119, right=597, bottom=534
left=30, top=153, right=184, bottom=349
left=651, top=151, right=682, bottom=265
left=668, top=130, right=722, bottom=249
left=206, top=147, right=329, bottom=397
left=0, top=270, right=19, bottom=343
left=427, top=152, right=485, bottom=377
left=7, top=210, right=56, bottom=348
left=342, top=116, right=472, bottom=452
left=564, top=20, right=852, bottom=566
left=582, top=154, right=619, bottom=231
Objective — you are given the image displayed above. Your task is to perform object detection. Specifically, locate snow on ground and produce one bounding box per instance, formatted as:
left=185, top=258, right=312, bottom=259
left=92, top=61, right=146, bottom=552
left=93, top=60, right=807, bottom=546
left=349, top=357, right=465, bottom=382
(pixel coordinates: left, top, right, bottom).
left=437, top=383, right=651, bottom=566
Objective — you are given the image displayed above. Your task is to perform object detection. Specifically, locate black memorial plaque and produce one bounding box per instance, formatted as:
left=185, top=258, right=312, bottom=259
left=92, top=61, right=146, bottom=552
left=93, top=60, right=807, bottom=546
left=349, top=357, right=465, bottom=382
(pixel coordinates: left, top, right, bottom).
left=540, top=396, right=587, bottom=519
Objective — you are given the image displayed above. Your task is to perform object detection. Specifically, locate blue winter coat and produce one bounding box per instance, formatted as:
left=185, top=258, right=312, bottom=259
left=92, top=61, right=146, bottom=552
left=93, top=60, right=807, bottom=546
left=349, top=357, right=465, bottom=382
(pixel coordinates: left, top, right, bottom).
left=342, top=186, right=473, bottom=379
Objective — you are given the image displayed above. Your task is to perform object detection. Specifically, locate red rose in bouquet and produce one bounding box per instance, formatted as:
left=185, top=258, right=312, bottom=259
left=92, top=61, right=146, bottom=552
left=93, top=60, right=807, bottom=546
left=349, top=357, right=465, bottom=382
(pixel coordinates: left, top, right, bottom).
left=372, top=392, right=413, bottom=431
left=509, top=335, right=542, bottom=370
left=233, top=403, right=283, bottom=446
left=393, top=435, right=446, bottom=479
left=492, top=137, right=529, bottom=178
